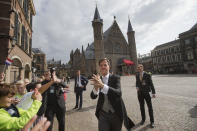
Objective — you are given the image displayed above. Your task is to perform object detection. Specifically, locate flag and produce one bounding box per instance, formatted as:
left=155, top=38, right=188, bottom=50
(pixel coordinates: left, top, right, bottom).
left=5, top=58, right=13, bottom=65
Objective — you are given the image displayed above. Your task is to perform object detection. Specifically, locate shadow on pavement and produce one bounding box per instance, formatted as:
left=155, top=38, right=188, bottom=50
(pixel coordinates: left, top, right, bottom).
left=131, top=122, right=141, bottom=130
left=188, top=105, right=197, bottom=118
left=66, top=105, right=96, bottom=115
left=138, top=124, right=151, bottom=131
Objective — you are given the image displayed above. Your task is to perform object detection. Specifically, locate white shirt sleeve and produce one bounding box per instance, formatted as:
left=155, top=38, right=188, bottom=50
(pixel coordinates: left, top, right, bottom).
left=101, top=84, right=109, bottom=94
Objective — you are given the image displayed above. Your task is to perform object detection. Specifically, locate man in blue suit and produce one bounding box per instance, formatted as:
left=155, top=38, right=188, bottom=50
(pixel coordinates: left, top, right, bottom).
left=73, top=70, right=88, bottom=110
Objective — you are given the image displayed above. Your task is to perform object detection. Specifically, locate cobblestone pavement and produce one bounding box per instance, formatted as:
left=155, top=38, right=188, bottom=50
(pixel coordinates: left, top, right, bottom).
left=52, top=74, right=197, bottom=131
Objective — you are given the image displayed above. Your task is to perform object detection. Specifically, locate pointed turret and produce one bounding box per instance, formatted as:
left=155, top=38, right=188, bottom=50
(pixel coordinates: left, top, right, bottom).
left=127, top=19, right=133, bottom=33
left=81, top=45, right=85, bottom=56
left=93, top=6, right=103, bottom=22
left=92, top=5, right=104, bottom=73
left=82, top=45, right=84, bottom=52
left=127, top=18, right=137, bottom=73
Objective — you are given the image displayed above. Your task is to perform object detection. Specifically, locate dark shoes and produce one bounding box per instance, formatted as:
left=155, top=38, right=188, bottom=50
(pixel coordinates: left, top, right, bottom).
left=140, top=120, right=154, bottom=128
left=72, top=106, right=78, bottom=110
left=140, top=120, right=145, bottom=125
left=150, top=122, right=154, bottom=128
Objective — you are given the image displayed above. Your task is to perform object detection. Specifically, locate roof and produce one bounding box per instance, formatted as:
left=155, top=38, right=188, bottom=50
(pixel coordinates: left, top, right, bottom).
left=153, top=40, right=180, bottom=50
left=32, top=48, right=45, bottom=54
left=127, top=19, right=133, bottom=32
left=85, top=20, right=127, bottom=59
left=47, top=59, right=61, bottom=65
left=85, top=43, right=95, bottom=59
left=93, top=6, right=102, bottom=22
left=190, top=22, right=197, bottom=30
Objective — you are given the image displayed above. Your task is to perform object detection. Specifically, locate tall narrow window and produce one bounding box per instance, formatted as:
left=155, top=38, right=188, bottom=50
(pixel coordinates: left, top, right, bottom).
left=29, top=38, right=32, bottom=55
left=14, top=13, right=18, bottom=44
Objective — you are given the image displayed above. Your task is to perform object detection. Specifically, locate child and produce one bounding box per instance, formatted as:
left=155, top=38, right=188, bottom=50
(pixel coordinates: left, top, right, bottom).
left=0, top=83, right=42, bottom=131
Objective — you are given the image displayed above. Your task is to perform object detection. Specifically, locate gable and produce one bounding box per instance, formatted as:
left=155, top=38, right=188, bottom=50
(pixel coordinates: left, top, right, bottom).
left=103, top=21, right=129, bottom=54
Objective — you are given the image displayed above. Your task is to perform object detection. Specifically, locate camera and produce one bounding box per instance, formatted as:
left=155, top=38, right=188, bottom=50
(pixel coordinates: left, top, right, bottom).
left=50, top=67, right=56, bottom=79
left=50, top=67, right=65, bottom=95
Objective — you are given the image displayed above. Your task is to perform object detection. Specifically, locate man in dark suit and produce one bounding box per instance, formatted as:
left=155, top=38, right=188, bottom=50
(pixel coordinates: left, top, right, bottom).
left=136, top=64, right=156, bottom=128
left=90, top=58, right=135, bottom=131
left=73, top=70, right=88, bottom=110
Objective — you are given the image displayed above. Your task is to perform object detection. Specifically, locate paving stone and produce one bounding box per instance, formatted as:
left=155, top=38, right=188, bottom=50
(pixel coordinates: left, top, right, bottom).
left=51, top=74, right=197, bottom=131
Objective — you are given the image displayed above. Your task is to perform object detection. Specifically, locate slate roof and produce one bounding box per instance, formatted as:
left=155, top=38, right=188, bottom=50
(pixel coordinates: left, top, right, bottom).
left=32, top=48, right=45, bottom=54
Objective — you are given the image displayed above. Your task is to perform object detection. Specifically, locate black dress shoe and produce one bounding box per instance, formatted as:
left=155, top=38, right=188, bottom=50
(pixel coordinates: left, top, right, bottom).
left=73, top=106, right=78, bottom=110
left=140, top=120, right=145, bottom=125
left=150, top=123, right=154, bottom=128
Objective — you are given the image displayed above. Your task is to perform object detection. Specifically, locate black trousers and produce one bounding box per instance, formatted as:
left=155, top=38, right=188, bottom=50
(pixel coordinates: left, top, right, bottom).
left=137, top=91, right=154, bottom=123
left=98, top=110, right=123, bottom=131
left=75, top=91, right=83, bottom=108
left=45, top=104, right=66, bottom=131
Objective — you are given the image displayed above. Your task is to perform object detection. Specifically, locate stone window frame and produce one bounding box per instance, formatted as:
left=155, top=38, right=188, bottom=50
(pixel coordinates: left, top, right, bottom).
left=187, top=51, right=194, bottom=60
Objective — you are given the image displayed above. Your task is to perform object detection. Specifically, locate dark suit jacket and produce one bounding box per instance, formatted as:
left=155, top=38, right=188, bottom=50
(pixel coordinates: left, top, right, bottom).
left=90, top=74, right=135, bottom=130
left=136, top=72, right=155, bottom=94
left=74, top=75, right=88, bottom=93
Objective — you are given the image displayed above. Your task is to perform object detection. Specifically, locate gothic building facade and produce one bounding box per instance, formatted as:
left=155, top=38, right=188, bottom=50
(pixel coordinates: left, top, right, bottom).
left=69, top=6, right=137, bottom=77
left=0, top=0, right=35, bottom=82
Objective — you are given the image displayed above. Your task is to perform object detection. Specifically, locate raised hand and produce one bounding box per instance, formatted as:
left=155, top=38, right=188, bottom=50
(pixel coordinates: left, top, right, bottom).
left=90, top=74, right=104, bottom=89
left=22, top=115, right=50, bottom=131
left=32, top=88, right=42, bottom=101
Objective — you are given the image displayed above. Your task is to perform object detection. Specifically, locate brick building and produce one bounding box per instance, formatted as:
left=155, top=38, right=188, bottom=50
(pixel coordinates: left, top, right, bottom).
left=0, top=0, right=35, bottom=82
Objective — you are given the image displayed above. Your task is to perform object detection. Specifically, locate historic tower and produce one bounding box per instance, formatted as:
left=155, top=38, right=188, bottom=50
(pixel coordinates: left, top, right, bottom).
left=127, top=19, right=137, bottom=72
left=92, top=6, right=104, bottom=73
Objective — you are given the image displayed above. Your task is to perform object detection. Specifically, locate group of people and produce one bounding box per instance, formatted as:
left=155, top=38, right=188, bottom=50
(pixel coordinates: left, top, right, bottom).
left=0, top=68, right=69, bottom=131
left=0, top=57, right=156, bottom=131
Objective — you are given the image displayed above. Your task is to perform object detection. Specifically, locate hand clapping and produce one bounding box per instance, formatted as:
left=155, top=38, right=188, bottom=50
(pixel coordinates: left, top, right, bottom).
left=90, top=74, right=104, bottom=90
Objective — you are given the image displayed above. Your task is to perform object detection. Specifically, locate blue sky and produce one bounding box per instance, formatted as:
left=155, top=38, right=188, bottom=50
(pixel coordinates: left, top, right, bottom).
left=32, top=0, right=197, bottom=63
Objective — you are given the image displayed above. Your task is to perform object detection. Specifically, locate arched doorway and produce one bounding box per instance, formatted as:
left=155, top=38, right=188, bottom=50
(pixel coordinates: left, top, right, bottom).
left=10, top=58, right=23, bottom=83
left=24, top=64, right=31, bottom=79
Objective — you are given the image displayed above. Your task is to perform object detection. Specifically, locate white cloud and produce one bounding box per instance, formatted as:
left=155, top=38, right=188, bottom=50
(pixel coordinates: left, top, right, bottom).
left=32, top=0, right=197, bottom=63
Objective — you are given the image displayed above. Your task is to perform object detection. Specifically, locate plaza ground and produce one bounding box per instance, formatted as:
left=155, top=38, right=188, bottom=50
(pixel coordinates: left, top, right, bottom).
left=52, top=74, right=197, bottom=131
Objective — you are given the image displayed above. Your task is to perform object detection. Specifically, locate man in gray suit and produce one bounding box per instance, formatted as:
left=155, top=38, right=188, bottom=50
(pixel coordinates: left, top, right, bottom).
left=90, top=58, right=134, bottom=131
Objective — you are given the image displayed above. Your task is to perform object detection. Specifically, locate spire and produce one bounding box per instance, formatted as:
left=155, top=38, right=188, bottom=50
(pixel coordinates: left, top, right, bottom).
left=82, top=45, right=84, bottom=52
left=93, top=5, right=102, bottom=21
left=127, top=18, right=133, bottom=32
left=114, top=16, right=116, bottom=20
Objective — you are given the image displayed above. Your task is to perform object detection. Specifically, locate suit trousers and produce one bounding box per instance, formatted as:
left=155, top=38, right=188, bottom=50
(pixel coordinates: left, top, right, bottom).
left=75, top=91, right=83, bottom=108
left=98, top=110, right=123, bottom=131
left=45, top=104, right=66, bottom=131
left=137, top=91, right=154, bottom=123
